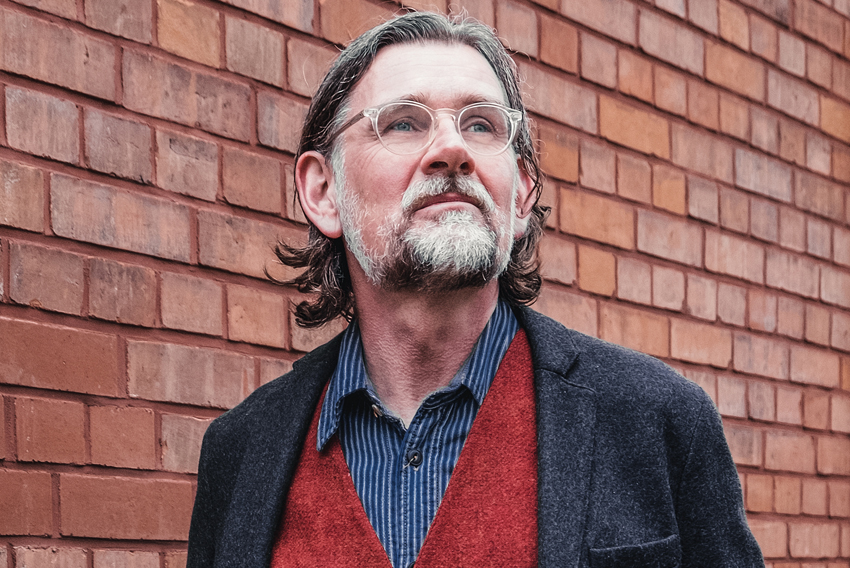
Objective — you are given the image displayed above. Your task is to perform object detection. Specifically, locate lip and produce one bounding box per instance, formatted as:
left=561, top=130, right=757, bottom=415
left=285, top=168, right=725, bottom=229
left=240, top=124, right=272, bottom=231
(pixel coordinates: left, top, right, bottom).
left=414, top=192, right=480, bottom=211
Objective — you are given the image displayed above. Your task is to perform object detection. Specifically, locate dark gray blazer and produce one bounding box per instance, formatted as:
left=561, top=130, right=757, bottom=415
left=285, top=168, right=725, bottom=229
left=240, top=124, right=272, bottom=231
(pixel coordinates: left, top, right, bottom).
left=187, top=306, right=764, bottom=568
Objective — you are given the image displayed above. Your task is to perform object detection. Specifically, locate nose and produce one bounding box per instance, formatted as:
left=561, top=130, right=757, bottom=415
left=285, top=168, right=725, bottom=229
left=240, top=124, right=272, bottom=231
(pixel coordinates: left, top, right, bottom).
left=420, top=114, right=475, bottom=176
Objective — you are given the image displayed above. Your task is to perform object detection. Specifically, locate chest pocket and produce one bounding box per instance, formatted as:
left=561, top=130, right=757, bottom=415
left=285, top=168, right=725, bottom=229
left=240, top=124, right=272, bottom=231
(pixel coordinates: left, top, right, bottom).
left=589, top=534, right=681, bottom=568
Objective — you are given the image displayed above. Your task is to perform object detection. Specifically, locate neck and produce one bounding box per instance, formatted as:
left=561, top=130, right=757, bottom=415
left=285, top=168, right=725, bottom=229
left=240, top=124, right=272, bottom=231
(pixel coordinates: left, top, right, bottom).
left=350, top=267, right=500, bottom=426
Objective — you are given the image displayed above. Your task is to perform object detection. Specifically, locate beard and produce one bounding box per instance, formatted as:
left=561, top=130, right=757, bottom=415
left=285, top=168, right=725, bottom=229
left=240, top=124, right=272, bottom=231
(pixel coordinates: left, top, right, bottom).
left=336, top=168, right=516, bottom=292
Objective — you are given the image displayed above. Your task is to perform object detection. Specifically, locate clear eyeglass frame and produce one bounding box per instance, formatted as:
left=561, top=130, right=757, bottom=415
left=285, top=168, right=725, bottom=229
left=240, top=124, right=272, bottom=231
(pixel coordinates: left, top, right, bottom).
left=327, top=100, right=523, bottom=156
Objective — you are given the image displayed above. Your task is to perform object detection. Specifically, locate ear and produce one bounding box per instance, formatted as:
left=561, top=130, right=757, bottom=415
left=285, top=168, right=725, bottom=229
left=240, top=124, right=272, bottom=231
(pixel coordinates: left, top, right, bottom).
left=513, top=158, right=536, bottom=238
left=295, top=150, right=343, bottom=239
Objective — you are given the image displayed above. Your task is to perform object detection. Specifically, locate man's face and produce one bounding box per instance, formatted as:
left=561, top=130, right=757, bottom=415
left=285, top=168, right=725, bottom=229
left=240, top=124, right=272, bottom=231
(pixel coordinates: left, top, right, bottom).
left=331, top=42, right=532, bottom=291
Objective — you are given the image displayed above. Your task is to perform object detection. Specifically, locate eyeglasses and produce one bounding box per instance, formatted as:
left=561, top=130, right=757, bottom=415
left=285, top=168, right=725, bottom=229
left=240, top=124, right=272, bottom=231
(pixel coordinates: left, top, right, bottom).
left=328, top=100, right=523, bottom=156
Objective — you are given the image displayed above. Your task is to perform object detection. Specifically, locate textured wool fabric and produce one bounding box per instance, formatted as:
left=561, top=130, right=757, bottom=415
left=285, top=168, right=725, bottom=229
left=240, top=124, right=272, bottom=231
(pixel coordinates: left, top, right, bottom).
left=269, top=330, right=537, bottom=567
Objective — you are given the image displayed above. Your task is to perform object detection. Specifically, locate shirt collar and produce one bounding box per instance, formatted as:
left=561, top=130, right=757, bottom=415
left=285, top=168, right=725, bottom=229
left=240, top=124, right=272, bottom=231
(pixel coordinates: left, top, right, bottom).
left=317, top=299, right=519, bottom=450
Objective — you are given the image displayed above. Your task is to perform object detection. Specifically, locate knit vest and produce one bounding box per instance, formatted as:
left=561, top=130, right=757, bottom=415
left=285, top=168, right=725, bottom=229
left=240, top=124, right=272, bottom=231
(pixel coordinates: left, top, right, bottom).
left=270, top=329, right=538, bottom=568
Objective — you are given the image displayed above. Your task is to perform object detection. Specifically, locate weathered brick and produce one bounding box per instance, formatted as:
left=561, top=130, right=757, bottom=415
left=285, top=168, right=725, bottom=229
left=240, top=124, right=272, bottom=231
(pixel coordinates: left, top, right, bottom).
left=834, top=311, right=850, bottom=352
left=778, top=296, right=805, bottom=339
left=706, top=42, right=765, bottom=102
left=735, top=149, right=792, bottom=202
left=651, top=164, right=685, bottom=214
left=290, top=311, right=348, bottom=352
left=751, top=108, right=779, bottom=154
left=765, top=430, right=815, bottom=472
left=652, top=265, right=685, bottom=311
left=616, top=154, right=650, bottom=204
left=156, top=129, right=218, bottom=201
left=0, top=317, right=120, bottom=396
left=539, top=236, right=577, bottom=286
left=221, top=0, right=312, bottom=32
left=560, top=0, right=636, bottom=45
left=807, top=132, right=832, bottom=176
left=123, top=50, right=250, bottom=141
left=90, top=405, right=156, bottom=469
left=671, top=318, right=732, bottom=367
left=819, top=436, right=850, bottom=475
left=618, top=49, right=652, bottom=103
left=807, top=44, right=833, bottom=88
left=0, top=159, right=44, bottom=233
left=518, top=61, right=597, bottom=134
left=796, top=170, right=844, bottom=221
left=767, top=69, right=819, bottom=125
left=654, top=66, right=687, bottom=116
left=724, top=423, right=762, bottom=466
left=671, top=124, right=733, bottom=183
left=89, top=259, right=156, bottom=327
left=718, top=282, right=747, bottom=326
left=580, top=33, right=616, bottom=88
left=260, top=357, right=293, bottom=385
left=776, top=474, right=802, bottom=514
left=227, top=284, right=287, bottom=348
left=718, top=0, right=749, bottom=50
left=599, top=302, right=668, bottom=357
left=705, top=230, right=764, bottom=283
left=616, top=256, right=651, bottom=305
left=10, top=241, right=84, bottom=315
left=683, top=369, right=716, bottom=402
left=599, top=96, right=669, bottom=159
left=803, top=389, right=830, bottom=431
left=538, top=123, right=579, bottom=183
left=560, top=189, right=634, bottom=249
left=258, top=91, right=310, bottom=154
left=830, top=480, right=850, bottom=517
left=738, top=0, right=790, bottom=24
left=0, top=8, right=116, bottom=100
left=718, top=93, right=749, bottom=141
left=837, top=227, right=850, bottom=267
left=6, top=87, right=79, bottom=165
left=319, top=0, right=394, bottom=44
left=286, top=37, right=337, bottom=98
left=637, top=210, right=702, bottom=266
left=747, top=473, right=774, bottom=511
left=789, top=522, right=840, bottom=558
left=16, top=396, right=85, bottom=464
left=61, top=474, right=194, bottom=540
left=688, top=0, right=718, bottom=32
left=14, top=0, right=76, bottom=17
left=160, top=272, right=223, bottom=336
left=574, top=245, right=613, bottom=296
left=779, top=118, right=807, bottom=165
left=749, top=518, right=787, bottom=558
left=794, top=0, right=844, bottom=53
left=534, top=286, right=597, bottom=337
left=158, top=0, right=220, bottom=67
left=495, top=0, right=537, bottom=57
left=791, top=345, right=840, bottom=387
left=749, top=380, right=776, bottom=421
left=751, top=198, right=779, bottom=243
left=779, top=206, right=806, bottom=251
left=84, top=109, right=153, bottom=183
left=734, top=333, right=789, bottom=379
left=802, top=478, right=829, bottom=515
left=164, top=551, right=188, bottom=568
left=778, top=31, right=805, bottom=77
left=765, top=249, right=819, bottom=298
left=749, top=289, right=777, bottom=332
left=579, top=140, right=615, bottom=193
left=14, top=548, right=86, bottom=568
left=540, top=13, right=578, bottom=74
left=687, top=176, right=718, bottom=224
left=128, top=340, right=253, bottom=408
left=822, top=266, right=850, bottom=309
left=226, top=16, right=283, bottom=86
left=719, top=187, right=749, bottom=234
left=93, top=550, right=161, bottom=568
left=86, top=0, right=153, bottom=42
left=54, top=176, right=189, bottom=263
left=717, top=375, right=746, bottom=417
left=750, top=13, right=778, bottom=61
left=161, top=414, right=214, bottom=474
left=807, top=218, right=832, bottom=260
left=686, top=274, right=716, bottom=321
left=221, top=147, right=282, bottom=213
left=835, top=58, right=850, bottom=102
left=777, top=386, right=803, bottom=424
left=639, top=10, right=703, bottom=75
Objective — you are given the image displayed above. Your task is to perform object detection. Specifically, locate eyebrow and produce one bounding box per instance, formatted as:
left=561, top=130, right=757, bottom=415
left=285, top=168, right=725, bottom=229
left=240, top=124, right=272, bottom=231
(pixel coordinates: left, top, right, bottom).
left=398, top=92, right=508, bottom=107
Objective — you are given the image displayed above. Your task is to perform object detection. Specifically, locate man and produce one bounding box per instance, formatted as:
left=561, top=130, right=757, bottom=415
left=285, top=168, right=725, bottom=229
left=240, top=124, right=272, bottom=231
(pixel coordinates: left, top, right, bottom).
left=187, top=12, right=764, bottom=568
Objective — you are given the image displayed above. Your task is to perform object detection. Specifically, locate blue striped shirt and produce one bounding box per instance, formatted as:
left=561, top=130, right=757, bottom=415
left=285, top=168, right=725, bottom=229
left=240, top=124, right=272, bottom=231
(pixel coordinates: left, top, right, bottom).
left=317, top=300, right=519, bottom=568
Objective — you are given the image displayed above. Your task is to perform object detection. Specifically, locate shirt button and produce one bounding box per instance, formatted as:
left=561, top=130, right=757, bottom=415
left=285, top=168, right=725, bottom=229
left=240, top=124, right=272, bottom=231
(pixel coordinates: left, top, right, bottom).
left=406, top=448, right=422, bottom=467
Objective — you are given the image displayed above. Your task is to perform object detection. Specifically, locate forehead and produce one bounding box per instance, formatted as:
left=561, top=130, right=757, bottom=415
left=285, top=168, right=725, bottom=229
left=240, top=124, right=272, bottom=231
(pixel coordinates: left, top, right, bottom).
left=348, top=42, right=508, bottom=109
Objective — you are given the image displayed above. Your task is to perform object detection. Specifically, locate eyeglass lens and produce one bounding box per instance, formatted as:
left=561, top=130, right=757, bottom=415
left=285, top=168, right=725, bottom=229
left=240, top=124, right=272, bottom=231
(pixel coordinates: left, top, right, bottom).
left=375, top=102, right=513, bottom=155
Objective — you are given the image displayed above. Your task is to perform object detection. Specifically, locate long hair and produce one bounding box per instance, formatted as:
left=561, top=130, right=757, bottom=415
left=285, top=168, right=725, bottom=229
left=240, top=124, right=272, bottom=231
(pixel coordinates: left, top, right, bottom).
left=272, top=11, right=548, bottom=328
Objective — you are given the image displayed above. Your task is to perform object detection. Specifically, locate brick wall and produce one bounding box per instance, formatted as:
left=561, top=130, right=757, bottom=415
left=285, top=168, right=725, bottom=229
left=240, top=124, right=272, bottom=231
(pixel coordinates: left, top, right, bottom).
left=0, top=0, right=848, bottom=565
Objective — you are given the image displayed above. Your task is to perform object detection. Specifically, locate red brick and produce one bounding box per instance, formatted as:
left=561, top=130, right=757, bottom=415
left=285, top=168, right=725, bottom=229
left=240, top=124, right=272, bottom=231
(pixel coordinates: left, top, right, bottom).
left=221, top=0, right=312, bottom=33
left=123, top=50, right=250, bottom=141
left=85, top=0, right=153, bottom=43
left=518, top=61, right=597, bottom=134
left=749, top=380, right=776, bottom=421
left=778, top=31, right=806, bottom=77
left=684, top=369, right=717, bottom=402
left=776, top=475, right=802, bottom=514
left=539, top=179, right=557, bottom=230
left=836, top=228, right=850, bottom=267
left=734, top=333, right=789, bottom=379
left=51, top=174, right=191, bottom=262
left=616, top=257, right=651, bottom=305
left=687, top=176, right=718, bottom=224
left=687, top=0, right=717, bottom=32
left=560, top=189, right=634, bottom=249
left=227, top=284, right=287, bottom=348
left=165, top=551, right=188, bottom=568
left=750, top=13, right=778, bottom=61
left=777, top=386, right=803, bottom=425
left=738, top=0, right=790, bottom=24
left=805, top=303, right=831, bottom=346
left=844, top=356, right=850, bottom=391
left=580, top=33, right=616, bottom=88
left=599, top=96, right=669, bottom=159
left=789, top=522, right=840, bottom=558
left=538, top=123, right=579, bottom=183
left=156, top=129, right=218, bottom=201
left=831, top=480, right=850, bottom=517
left=802, top=479, right=828, bottom=515
left=724, top=423, right=763, bottom=466
left=818, top=436, right=850, bottom=475
left=161, top=414, right=213, bottom=473
left=158, top=0, right=220, bottom=67
left=637, top=210, right=702, bottom=266
left=260, top=357, right=293, bottom=385
left=822, top=267, right=850, bottom=309
left=706, top=42, right=765, bottom=102
left=579, top=140, right=615, bottom=193
left=749, top=518, right=787, bottom=558
left=749, top=289, right=777, bottom=332
left=0, top=159, right=44, bottom=233
left=751, top=108, right=779, bottom=154
left=93, top=550, right=160, bottom=568
left=654, top=66, right=687, bottom=116
left=747, top=473, right=774, bottom=511
left=796, top=171, right=845, bottom=222
left=718, top=92, right=749, bottom=141
left=804, top=389, right=831, bottom=430
left=779, top=118, right=807, bottom=165
left=807, top=44, right=833, bottom=89
left=14, top=0, right=76, bottom=17
left=60, top=474, right=193, bottom=540
left=671, top=124, right=733, bottom=183
left=496, top=1, right=537, bottom=57
left=616, top=154, right=650, bottom=204
left=843, top=523, right=850, bottom=557
left=127, top=340, right=253, bottom=408
left=226, top=16, right=283, bottom=86
left=90, top=405, right=156, bottom=469
left=16, top=396, right=85, bottom=464
left=779, top=206, right=806, bottom=251
left=160, top=272, right=223, bottom=336
left=720, top=187, right=749, bottom=233
left=791, top=345, right=840, bottom=387
left=794, top=0, right=844, bottom=53
left=14, top=548, right=86, bottom=568
left=222, top=147, right=282, bottom=214
left=10, top=242, right=84, bottom=315
left=832, top=394, right=850, bottom=433
left=539, top=236, right=577, bottom=286
left=835, top=59, right=850, bottom=102
left=89, top=259, right=156, bottom=327
left=768, top=69, right=819, bottom=125
left=84, top=109, right=153, bottom=183
left=807, top=133, right=832, bottom=176
left=778, top=297, right=805, bottom=339
left=6, top=86, right=79, bottom=165
left=735, top=149, right=792, bottom=202
left=652, top=265, right=685, bottom=311
left=717, top=375, right=747, bottom=417
left=618, top=49, right=652, bottom=103
left=560, top=0, right=636, bottom=44
left=765, top=430, right=816, bottom=473
left=719, top=0, right=749, bottom=49
left=765, top=249, right=819, bottom=298
left=671, top=318, right=732, bottom=367
left=198, top=209, right=302, bottom=279
left=639, top=11, right=703, bottom=75
left=319, top=0, right=394, bottom=44
left=258, top=91, right=310, bottom=154
left=686, top=274, right=716, bottom=321
left=706, top=230, right=765, bottom=284
left=718, top=282, right=747, bottom=326
left=290, top=311, right=348, bottom=352
left=751, top=199, right=779, bottom=243
left=0, top=317, right=119, bottom=396
left=834, top=312, right=850, bottom=352
left=599, top=302, right=669, bottom=358
left=651, top=164, right=685, bottom=214
left=534, top=286, right=597, bottom=337
left=0, top=8, right=116, bottom=100
left=540, top=14, right=578, bottom=74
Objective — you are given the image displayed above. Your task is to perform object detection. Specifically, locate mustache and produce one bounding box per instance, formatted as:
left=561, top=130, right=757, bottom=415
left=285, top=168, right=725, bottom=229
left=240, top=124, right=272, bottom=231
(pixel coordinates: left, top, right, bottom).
left=400, top=175, right=496, bottom=215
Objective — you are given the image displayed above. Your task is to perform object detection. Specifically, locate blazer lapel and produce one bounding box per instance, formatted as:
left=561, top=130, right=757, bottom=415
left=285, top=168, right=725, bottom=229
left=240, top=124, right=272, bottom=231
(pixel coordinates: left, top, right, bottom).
left=517, top=307, right=598, bottom=568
